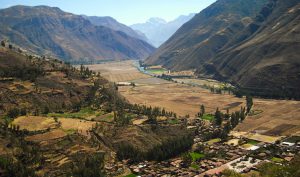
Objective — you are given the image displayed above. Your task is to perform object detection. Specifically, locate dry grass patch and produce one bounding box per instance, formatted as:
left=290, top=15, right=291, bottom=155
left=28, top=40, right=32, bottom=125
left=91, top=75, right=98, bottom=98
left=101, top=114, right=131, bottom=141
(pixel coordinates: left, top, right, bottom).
left=25, top=129, right=67, bottom=142
left=12, top=116, right=57, bottom=131
left=119, top=83, right=245, bottom=116
left=85, top=61, right=150, bottom=82
left=235, top=99, right=300, bottom=136
left=59, top=118, right=96, bottom=136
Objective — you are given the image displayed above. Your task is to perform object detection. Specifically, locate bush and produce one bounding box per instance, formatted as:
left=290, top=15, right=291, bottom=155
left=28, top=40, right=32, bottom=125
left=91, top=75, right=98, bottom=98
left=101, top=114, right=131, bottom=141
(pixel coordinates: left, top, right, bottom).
left=7, top=108, right=19, bottom=118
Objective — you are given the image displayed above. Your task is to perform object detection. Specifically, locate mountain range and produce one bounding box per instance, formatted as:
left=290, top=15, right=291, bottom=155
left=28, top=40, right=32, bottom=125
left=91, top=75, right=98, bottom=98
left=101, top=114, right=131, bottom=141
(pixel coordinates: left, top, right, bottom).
left=146, top=0, right=300, bottom=99
left=131, top=14, right=195, bottom=47
left=0, top=5, right=155, bottom=63
left=82, top=15, right=150, bottom=43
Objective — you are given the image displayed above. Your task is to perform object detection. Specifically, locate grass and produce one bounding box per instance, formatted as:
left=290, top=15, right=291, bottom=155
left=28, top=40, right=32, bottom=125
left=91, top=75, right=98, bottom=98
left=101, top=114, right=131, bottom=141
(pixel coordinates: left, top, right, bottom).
left=63, top=129, right=76, bottom=135
left=168, top=119, right=179, bottom=124
left=242, top=144, right=254, bottom=149
left=207, top=138, right=221, bottom=145
left=47, top=107, right=103, bottom=120
left=201, top=114, right=214, bottom=121
left=271, top=157, right=284, bottom=163
left=247, top=140, right=259, bottom=145
left=145, top=68, right=167, bottom=75
left=123, top=174, right=137, bottom=177
left=189, top=152, right=205, bottom=162
left=190, top=163, right=200, bottom=170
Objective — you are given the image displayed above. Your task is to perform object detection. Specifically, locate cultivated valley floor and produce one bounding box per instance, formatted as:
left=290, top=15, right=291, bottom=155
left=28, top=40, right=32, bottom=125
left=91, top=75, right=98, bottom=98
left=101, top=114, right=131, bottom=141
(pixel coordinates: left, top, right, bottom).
left=89, top=60, right=300, bottom=137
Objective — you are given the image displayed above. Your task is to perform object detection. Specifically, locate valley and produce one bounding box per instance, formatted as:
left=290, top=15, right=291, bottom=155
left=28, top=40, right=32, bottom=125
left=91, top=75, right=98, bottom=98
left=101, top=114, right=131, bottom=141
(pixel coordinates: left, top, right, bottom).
left=90, top=60, right=300, bottom=137
left=0, top=0, right=299, bottom=176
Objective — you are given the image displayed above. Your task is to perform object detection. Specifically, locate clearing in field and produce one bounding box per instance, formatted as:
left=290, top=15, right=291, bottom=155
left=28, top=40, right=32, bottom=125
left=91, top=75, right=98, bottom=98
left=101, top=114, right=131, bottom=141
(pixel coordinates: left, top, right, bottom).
left=12, top=116, right=58, bottom=131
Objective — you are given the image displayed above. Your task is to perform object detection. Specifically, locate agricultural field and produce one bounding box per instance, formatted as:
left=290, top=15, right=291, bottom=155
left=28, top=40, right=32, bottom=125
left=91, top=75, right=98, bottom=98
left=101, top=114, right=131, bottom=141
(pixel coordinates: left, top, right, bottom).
left=88, top=61, right=300, bottom=136
left=12, top=116, right=58, bottom=131
left=85, top=61, right=150, bottom=82
left=235, top=99, right=300, bottom=136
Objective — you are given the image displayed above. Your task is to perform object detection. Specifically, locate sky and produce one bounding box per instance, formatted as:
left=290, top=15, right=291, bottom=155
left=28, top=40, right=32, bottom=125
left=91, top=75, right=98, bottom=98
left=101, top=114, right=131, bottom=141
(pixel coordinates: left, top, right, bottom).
left=0, top=0, right=216, bottom=25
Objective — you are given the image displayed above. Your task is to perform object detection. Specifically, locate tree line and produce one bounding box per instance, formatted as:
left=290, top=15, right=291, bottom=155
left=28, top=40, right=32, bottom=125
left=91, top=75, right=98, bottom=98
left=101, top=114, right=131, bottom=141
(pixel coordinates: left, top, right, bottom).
left=116, top=134, right=194, bottom=162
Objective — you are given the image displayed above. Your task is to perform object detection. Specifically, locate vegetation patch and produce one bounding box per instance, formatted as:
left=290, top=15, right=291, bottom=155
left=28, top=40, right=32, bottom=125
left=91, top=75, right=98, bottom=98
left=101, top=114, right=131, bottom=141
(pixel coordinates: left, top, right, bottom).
left=123, top=174, right=137, bottom=177
left=247, top=140, right=259, bottom=145
left=189, top=152, right=205, bottom=162
left=190, top=163, right=200, bottom=170
left=206, top=138, right=221, bottom=145
left=145, top=68, right=167, bottom=75
left=12, top=116, right=57, bottom=131
left=201, top=114, right=215, bottom=121
left=168, top=119, right=180, bottom=124
left=271, top=157, right=284, bottom=163
left=47, top=107, right=103, bottom=120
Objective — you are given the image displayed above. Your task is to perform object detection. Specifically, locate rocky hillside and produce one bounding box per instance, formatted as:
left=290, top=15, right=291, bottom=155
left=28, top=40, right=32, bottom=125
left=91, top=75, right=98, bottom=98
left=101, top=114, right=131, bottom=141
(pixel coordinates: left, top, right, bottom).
left=197, top=0, right=300, bottom=99
left=146, top=0, right=267, bottom=68
left=0, top=6, right=155, bottom=63
left=83, top=15, right=151, bottom=44
left=131, top=14, right=195, bottom=47
left=146, top=0, right=300, bottom=99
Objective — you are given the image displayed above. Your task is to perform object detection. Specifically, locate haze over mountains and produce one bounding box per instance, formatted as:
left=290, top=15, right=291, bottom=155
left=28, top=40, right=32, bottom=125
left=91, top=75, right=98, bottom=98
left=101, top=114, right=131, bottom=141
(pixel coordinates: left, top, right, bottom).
left=82, top=15, right=151, bottom=44
left=0, top=5, right=155, bottom=63
left=146, top=0, right=300, bottom=99
left=131, top=14, right=195, bottom=47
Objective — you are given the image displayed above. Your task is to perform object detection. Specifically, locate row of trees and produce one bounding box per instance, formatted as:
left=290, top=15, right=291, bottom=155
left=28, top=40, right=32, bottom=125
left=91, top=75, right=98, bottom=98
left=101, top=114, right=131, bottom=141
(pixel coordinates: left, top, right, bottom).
left=116, top=134, right=194, bottom=162
left=0, top=64, right=45, bottom=82
left=79, top=64, right=94, bottom=78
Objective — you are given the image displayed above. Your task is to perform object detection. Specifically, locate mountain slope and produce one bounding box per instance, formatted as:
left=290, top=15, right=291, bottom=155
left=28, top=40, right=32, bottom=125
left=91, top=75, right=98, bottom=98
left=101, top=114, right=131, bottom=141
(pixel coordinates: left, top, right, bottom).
left=82, top=15, right=151, bottom=44
left=146, top=0, right=267, bottom=69
left=197, top=0, right=300, bottom=99
left=0, top=6, right=155, bottom=63
left=131, top=14, right=195, bottom=47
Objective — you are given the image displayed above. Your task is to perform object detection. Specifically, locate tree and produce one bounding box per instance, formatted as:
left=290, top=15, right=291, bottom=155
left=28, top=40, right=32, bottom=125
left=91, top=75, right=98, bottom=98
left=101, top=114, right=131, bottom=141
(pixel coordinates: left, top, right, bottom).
left=200, top=104, right=205, bottom=117
left=8, top=44, right=13, bottom=49
left=71, top=153, right=106, bottom=177
left=240, top=107, right=246, bottom=121
left=214, top=108, right=222, bottom=126
left=246, top=95, right=253, bottom=113
left=43, top=106, right=50, bottom=115
left=7, top=108, right=19, bottom=118
left=1, top=40, right=5, bottom=47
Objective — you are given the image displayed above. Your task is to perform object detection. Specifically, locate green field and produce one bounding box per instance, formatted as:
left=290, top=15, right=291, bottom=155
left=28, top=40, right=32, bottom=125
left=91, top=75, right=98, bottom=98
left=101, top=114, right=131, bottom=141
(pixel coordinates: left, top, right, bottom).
left=190, top=163, right=200, bottom=170
left=123, top=174, right=137, bottom=177
left=168, top=119, right=180, bottom=124
left=201, top=114, right=215, bottom=121
left=247, top=140, right=259, bottom=145
left=189, top=152, right=205, bottom=161
left=271, top=157, right=284, bottom=163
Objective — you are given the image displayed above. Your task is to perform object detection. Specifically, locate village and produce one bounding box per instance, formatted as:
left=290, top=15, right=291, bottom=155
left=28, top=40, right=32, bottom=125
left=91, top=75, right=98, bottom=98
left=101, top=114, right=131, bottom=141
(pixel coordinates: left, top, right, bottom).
left=104, top=117, right=300, bottom=177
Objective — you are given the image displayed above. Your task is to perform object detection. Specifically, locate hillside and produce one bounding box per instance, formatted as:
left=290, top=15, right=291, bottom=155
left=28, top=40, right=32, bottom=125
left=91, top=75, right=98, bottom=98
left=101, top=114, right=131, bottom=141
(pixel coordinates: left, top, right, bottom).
left=131, top=14, right=195, bottom=47
left=0, top=46, right=192, bottom=176
left=196, top=0, right=300, bottom=99
left=146, top=0, right=300, bottom=99
left=0, top=5, right=155, bottom=63
left=145, top=0, right=267, bottom=68
left=83, top=15, right=151, bottom=44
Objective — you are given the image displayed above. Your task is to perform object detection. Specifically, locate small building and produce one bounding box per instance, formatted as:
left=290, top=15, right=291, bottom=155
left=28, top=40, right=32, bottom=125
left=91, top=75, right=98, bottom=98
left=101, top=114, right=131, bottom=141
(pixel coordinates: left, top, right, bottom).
left=281, top=142, right=295, bottom=147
